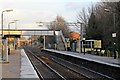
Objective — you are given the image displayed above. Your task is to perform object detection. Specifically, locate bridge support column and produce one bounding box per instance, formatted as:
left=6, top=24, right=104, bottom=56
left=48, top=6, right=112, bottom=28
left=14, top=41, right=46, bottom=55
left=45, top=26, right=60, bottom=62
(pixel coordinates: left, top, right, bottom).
left=44, top=36, right=45, bottom=49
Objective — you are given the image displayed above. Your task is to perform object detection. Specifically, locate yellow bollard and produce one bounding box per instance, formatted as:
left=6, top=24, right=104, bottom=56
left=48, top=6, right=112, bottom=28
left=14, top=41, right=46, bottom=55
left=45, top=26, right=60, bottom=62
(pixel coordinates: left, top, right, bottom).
left=116, top=51, right=118, bottom=59
left=107, top=50, right=111, bottom=57
left=101, top=50, right=105, bottom=56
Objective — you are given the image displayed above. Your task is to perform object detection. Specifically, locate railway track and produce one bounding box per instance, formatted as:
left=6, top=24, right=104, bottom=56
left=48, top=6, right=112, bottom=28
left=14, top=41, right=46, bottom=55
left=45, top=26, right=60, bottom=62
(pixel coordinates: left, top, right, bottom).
left=24, top=46, right=91, bottom=80
left=24, top=47, right=65, bottom=79
left=48, top=54, right=115, bottom=80
left=24, top=46, right=115, bottom=80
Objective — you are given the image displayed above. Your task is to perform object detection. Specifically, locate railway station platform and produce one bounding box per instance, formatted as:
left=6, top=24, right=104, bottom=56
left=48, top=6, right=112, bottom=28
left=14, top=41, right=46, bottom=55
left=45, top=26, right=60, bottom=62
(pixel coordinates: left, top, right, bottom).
left=0, top=49, right=39, bottom=79
left=44, top=49, right=120, bottom=67
left=42, top=49, right=120, bottom=79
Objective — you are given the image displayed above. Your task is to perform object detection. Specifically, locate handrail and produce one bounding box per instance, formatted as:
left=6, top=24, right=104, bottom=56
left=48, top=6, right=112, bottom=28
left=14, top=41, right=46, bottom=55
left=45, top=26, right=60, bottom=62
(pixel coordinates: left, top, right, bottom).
left=60, top=30, right=67, bottom=50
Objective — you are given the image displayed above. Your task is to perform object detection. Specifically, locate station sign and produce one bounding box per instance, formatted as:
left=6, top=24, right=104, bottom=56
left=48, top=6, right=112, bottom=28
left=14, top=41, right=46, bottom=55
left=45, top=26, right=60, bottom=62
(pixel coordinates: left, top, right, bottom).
left=94, top=40, right=101, bottom=48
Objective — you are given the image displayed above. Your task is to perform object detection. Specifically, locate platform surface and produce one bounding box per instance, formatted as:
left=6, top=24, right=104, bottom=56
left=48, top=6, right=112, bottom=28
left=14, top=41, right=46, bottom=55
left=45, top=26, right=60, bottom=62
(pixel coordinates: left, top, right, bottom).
left=0, top=49, right=39, bottom=79
left=45, top=49, right=120, bottom=67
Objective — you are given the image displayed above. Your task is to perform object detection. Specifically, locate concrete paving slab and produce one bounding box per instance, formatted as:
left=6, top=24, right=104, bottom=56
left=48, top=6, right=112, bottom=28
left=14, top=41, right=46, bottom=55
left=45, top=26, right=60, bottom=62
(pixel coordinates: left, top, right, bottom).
left=1, top=49, right=39, bottom=79
left=1, top=50, right=21, bottom=78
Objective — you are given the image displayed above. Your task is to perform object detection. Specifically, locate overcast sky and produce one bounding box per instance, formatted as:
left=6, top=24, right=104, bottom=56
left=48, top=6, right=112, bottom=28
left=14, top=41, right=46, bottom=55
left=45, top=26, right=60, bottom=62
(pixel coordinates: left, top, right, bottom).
left=0, top=0, right=101, bottom=30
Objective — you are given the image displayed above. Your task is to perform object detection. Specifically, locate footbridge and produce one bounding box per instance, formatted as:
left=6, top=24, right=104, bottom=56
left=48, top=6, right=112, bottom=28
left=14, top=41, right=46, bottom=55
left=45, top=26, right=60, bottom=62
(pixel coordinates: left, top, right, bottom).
left=0, top=29, right=67, bottom=62
left=1, top=29, right=66, bottom=48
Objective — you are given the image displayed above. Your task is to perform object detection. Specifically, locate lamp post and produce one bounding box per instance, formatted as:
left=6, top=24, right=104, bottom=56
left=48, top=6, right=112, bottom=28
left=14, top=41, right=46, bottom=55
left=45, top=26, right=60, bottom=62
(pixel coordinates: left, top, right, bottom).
left=8, top=22, right=15, bottom=55
left=1, top=9, right=13, bottom=60
left=104, top=8, right=117, bottom=58
left=12, top=20, right=19, bottom=49
left=8, top=22, right=15, bottom=31
left=82, top=38, right=86, bottom=55
left=13, top=20, right=19, bottom=29
left=104, top=9, right=116, bottom=38
left=53, top=21, right=57, bottom=50
left=104, top=9, right=116, bottom=32
left=77, top=22, right=83, bottom=53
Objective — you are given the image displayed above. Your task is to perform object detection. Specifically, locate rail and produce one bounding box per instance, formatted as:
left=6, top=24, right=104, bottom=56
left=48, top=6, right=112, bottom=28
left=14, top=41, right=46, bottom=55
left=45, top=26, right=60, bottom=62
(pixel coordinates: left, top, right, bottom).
left=24, top=47, right=66, bottom=79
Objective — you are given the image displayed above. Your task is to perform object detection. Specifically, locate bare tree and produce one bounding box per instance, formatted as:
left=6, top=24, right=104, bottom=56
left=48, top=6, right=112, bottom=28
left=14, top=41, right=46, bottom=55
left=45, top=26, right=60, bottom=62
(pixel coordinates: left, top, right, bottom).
left=77, top=8, right=90, bottom=27
left=77, top=5, right=96, bottom=38
left=49, top=15, right=70, bottom=37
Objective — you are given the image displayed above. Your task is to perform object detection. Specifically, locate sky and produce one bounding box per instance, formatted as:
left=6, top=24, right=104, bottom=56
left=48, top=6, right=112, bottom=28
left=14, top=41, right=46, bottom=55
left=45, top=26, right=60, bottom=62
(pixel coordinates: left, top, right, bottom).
left=0, top=0, right=101, bottom=30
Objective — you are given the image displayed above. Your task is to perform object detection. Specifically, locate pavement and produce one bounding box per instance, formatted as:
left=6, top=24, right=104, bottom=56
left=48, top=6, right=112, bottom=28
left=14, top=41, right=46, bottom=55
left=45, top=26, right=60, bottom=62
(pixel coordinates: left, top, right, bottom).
left=0, top=49, right=39, bottom=79
left=45, top=49, right=120, bottom=67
